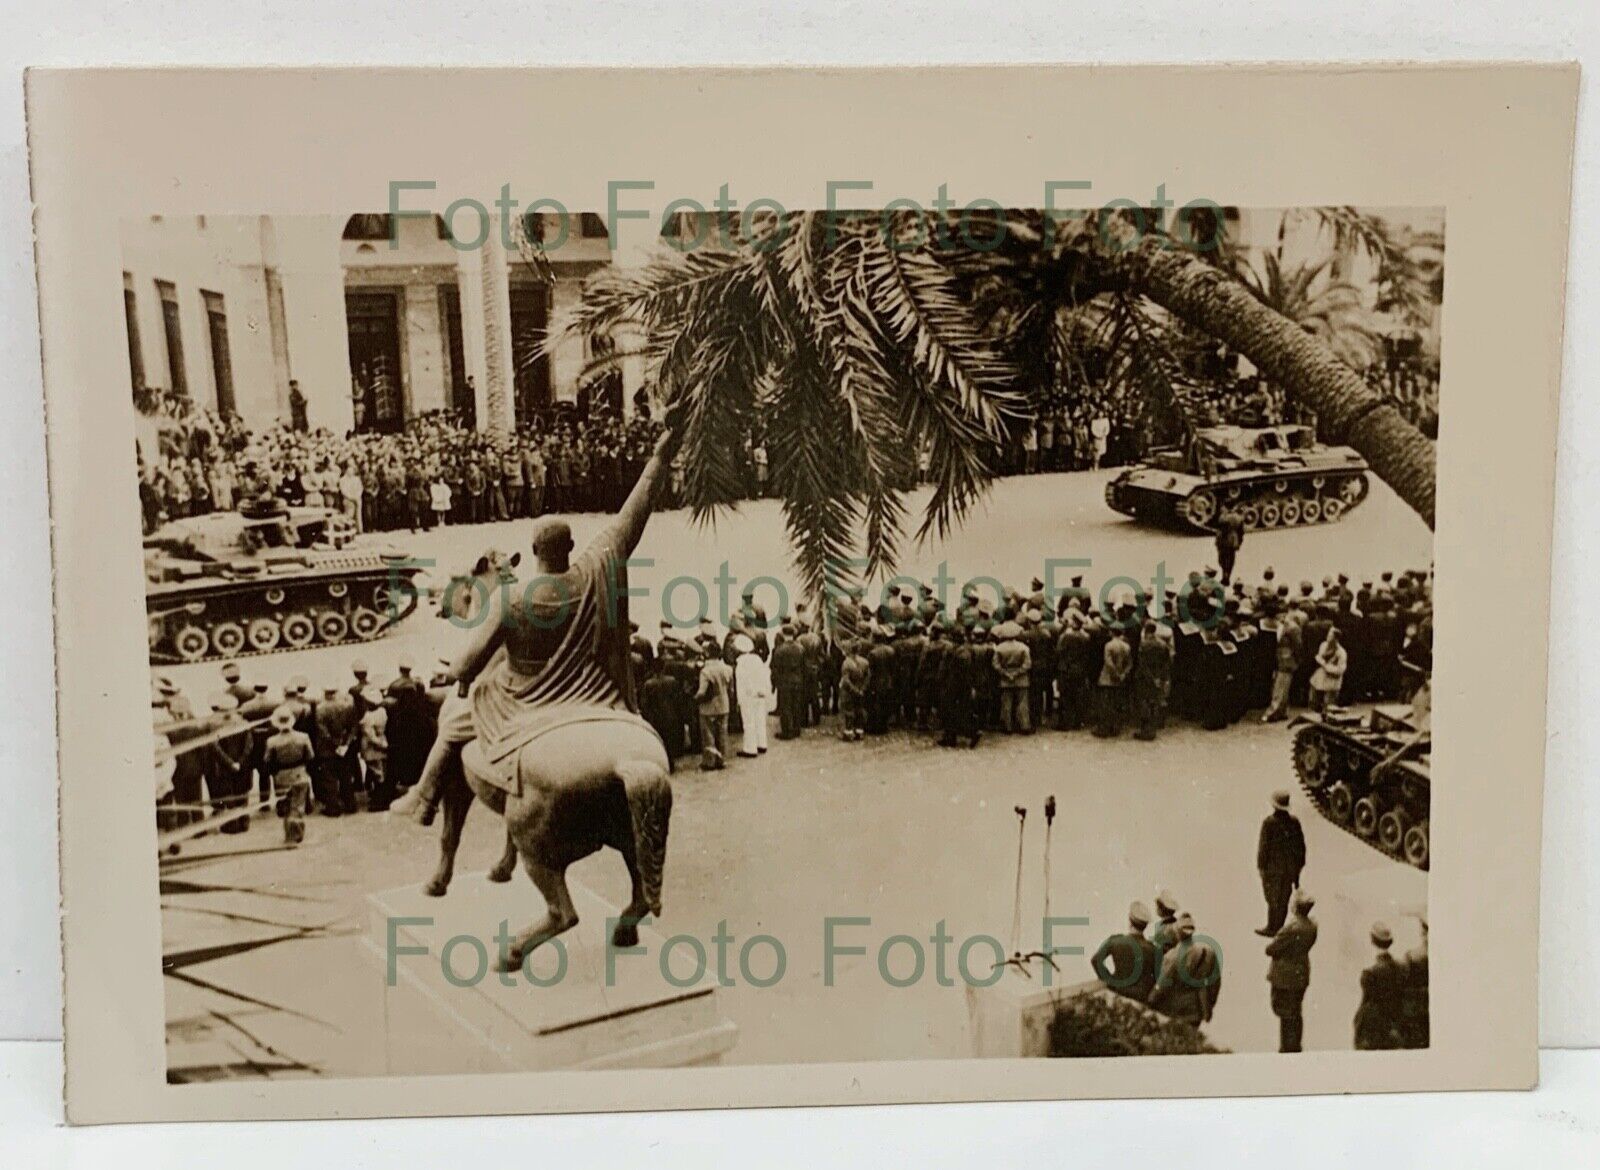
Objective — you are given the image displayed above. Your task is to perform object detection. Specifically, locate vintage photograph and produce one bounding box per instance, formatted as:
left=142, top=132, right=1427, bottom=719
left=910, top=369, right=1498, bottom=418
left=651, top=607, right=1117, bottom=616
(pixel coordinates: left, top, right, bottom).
left=137, top=200, right=1442, bottom=1079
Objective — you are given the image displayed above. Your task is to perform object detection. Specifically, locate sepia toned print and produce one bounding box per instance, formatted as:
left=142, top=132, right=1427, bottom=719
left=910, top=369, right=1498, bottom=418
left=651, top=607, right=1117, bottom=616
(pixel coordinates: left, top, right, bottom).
left=138, top=202, right=1440, bottom=1078
left=31, top=65, right=1573, bottom=1121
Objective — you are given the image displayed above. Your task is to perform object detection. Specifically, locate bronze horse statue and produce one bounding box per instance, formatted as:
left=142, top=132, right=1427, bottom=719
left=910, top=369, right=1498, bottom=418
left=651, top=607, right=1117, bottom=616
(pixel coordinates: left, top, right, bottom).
left=418, top=433, right=677, bottom=970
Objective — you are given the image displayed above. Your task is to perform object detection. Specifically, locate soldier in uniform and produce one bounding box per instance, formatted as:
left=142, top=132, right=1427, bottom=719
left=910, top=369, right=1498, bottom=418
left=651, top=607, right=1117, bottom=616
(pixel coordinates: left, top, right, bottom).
left=1024, top=610, right=1056, bottom=729
left=1265, top=889, right=1318, bottom=1053
left=1214, top=508, right=1245, bottom=585
left=895, top=618, right=927, bottom=729
left=838, top=638, right=871, bottom=742
left=1353, top=923, right=1407, bottom=1050
left=1093, top=626, right=1132, bottom=737
left=993, top=622, right=1032, bottom=734
left=1256, top=790, right=1307, bottom=935
left=1149, top=913, right=1222, bottom=1027
left=638, top=657, right=685, bottom=766
left=237, top=680, right=279, bottom=809
left=796, top=620, right=825, bottom=726
left=769, top=624, right=809, bottom=740
left=916, top=624, right=947, bottom=731
left=1091, top=901, right=1159, bottom=1003
left=971, top=623, right=999, bottom=731
left=937, top=626, right=979, bottom=748
left=1152, top=890, right=1181, bottom=956
left=1055, top=613, right=1092, bottom=731
left=384, top=655, right=432, bottom=796
left=1132, top=620, right=1173, bottom=740
left=312, top=683, right=358, bottom=815
left=866, top=628, right=898, bottom=734
left=205, top=693, right=253, bottom=834
left=1400, top=915, right=1430, bottom=1049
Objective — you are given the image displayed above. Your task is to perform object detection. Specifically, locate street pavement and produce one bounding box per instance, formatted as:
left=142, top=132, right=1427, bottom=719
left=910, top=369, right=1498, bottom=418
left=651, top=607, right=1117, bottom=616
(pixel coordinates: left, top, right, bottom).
left=159, top=467, right=1432, bottom=1076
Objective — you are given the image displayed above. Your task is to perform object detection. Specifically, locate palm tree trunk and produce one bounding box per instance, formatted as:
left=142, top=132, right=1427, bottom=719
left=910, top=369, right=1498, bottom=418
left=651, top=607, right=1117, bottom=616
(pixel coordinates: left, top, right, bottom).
left=1111, top=236, right=1436, bottom=529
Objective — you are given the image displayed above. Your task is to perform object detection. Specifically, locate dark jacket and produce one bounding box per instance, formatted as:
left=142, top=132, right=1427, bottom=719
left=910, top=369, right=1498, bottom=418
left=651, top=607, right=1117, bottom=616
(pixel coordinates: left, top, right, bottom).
left=1265, top=914, right=1318, bottom=991
left=1257, top=809, right=1307, bottom=877
left=1091, top=930, right=1160, bottom=1003
left=1354, top=952, right=1407, bottom=1049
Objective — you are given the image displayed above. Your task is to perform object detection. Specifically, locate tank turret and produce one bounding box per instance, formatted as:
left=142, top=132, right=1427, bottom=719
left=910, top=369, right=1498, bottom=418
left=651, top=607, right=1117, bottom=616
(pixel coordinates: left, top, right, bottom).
left=144, top=504, right=423, bottom=663
left=1105, top=424, right=1370, bottom=533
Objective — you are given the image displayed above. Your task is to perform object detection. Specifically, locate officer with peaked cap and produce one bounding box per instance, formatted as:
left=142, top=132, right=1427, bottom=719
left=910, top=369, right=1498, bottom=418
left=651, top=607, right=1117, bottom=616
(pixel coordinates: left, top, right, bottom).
left=1354, top=922, right=1407, bottom=1050
left=206, top=692, right=253, bottom=833
left=1265, top=889, right=1318, bottom=1052
left=1091, top=901, right=1160, bottom=1003
left=1152, top=890, right=1182, bottom=954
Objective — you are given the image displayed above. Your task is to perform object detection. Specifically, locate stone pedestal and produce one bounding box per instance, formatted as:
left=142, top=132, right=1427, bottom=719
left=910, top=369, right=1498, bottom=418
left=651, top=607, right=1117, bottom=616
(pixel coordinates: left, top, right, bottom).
left=965, top=960, right=1094, bottom=1058
left=366, top=875, right=737, bottom=1074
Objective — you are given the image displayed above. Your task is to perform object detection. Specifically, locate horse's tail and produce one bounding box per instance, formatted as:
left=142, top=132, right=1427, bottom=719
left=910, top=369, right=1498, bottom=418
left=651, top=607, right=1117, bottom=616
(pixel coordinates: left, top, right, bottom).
left=617, top=758, right=672, bottom=917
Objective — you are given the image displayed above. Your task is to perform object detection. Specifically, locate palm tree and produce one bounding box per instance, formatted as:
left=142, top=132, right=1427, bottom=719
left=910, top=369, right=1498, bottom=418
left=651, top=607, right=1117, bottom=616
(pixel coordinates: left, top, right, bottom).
left=555, top=208, right=1437, bottom=599
left=1233, top=253, right=1382, bottom=370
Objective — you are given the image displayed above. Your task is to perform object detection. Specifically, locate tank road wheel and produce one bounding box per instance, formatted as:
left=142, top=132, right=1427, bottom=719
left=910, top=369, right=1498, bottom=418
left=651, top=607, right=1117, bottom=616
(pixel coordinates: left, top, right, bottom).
left=173, top=624, right=211, bottom=662
left=210, top=621, right=246, bottom=659
left=1183, top=489, right=1218, bottom=529
left=327, top=581, right=349, bottom=600
left=1280, top=498, right=1303, bottom=526
left=247, top=617, right=282, bottom=653
left=1320, top=497, right=1344, bottom=523
left=1338, top=476, right=1365, bottom=505
left=1273, top=479, right=1289, bottom=494
left=1240, top=503, right=1262, bottom=530
left=264, top=587, right=286, bottom=606
left=1259, top=499, right=1283, bottom=528
left=1378, top=807, right=1410, bottom=854
left=281, top=612, right=316, bottom=648
left=1326, top=781, right=1355, bottom=825
left=1292, top=730, right=1331, bottom=788
left=1301, top=498, right=1324, bottom=524
left=1403, top=820, right=1430, bottom=869
left=349, top=607, right=384, bottom=640
left=315, top=611, right=350, bottom=643
left=1353, top=795, right=1382, bottom=839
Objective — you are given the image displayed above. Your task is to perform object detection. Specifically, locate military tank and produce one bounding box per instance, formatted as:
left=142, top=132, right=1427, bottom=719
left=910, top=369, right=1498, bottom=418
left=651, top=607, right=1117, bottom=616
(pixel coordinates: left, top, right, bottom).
left=1104, top=424, right=1370, bottom=533
left=1290, top=704, right=1430, bottom=870
left=144, top=500, right=424, bottom=664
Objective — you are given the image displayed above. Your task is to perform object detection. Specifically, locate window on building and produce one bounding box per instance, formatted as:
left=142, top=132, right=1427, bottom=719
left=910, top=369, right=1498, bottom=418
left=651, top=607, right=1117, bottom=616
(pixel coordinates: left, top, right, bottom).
left=342, top=213, right=395, bottom=242
left=202, top=290, right=236, bottom=417
left=156, top=280, right=188, bottom=397
left=122, top=275, right=145, bottom=396
left=509, top=284, right=551, bottom=422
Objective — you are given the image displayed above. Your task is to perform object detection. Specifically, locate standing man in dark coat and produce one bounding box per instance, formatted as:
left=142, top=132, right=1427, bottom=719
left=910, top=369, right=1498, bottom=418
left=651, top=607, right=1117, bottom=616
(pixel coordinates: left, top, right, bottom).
left=769, top=626, right=809, bottom=740
left=1132, top=622, right=1173, bottom=740
left=1091, top=901, right=1160, bottom=1003
left=1400, top=916, right=1430, bottom=1049
left=1265, top=889, right=1318, bottom=1053
left=1055, top=614, right=1091, bottom=730
left=1354, top=923, right=1407, bottom=1050
left=796, top=622, right=825, bottom=726
left=1255, top=790, right=1307, bottom=936
left=384, top=655, right=432, bottom=796
left=312, top=683, right=358, bottom=816
left=638, top=659, right=685, bottom=767
left=1024, top=612, right=1056, bottom=730
left=916, top=624, right=947, bottom=731
left=1094, top=627, right=1132, bottom=738
left=894, top=620, right=927, bottom=729
left=862, top=629, right=894, bottom=734
left=937, top=626, right=979, bottom=748
left=205, top=693, right=254, bottom=834
left=1149, top=914, right=1222, bottom=1027
left=1214, top=509, right=1245, bottom=586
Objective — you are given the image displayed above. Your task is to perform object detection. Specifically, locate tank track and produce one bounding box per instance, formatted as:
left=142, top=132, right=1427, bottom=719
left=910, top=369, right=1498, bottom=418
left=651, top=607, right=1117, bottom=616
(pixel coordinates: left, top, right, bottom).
left=1174, top=471, right=1371, bottom=534
left=1290, top=720, right=1429, bottom=871
left=148, top=569, right=422, bottom=665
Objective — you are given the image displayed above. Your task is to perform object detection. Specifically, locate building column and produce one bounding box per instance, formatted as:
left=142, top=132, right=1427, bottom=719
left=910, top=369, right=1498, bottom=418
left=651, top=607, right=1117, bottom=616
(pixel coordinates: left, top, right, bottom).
left=271, top=215, right=354, bottom=433
left=404, top=283, right=450, bottom=415
left=459, top=216, right=515, bottom=433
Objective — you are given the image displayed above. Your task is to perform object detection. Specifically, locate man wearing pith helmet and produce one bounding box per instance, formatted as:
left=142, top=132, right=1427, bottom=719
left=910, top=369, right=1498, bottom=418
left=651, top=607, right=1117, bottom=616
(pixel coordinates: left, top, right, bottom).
left=1354, top=922, right=1407, bottom=1050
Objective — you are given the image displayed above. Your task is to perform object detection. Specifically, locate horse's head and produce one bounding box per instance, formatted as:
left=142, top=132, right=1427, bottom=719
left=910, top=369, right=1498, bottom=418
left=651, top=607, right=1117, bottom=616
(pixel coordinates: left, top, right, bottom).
left=438, top=548, right=522, bottom=622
